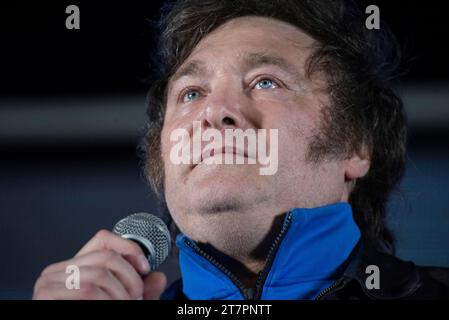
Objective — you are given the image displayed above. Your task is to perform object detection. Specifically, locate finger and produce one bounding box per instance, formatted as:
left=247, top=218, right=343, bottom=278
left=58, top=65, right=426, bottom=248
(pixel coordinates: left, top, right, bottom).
left=34, top=281, right=110, bottom=300
left=75, top=229, right=150, bottom=274
left=143, top=272, right=167, bottom=300
left=43, top=252, right=149, bottom=278
left=42, top=250, right=144, bottom=299
left=37, top=267, right=131, bottom=300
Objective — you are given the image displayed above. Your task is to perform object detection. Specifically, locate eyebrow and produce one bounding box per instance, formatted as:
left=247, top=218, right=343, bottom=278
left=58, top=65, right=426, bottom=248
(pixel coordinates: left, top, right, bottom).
left=169, top=60, right=208, bottom=88
left=242, top=52, right=301, bottom=77
left=169, top=52, right=304, bottom=90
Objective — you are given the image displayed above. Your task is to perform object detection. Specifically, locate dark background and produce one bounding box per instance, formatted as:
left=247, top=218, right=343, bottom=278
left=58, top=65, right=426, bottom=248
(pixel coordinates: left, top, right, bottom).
left=0, top=1, right=448, bottom=299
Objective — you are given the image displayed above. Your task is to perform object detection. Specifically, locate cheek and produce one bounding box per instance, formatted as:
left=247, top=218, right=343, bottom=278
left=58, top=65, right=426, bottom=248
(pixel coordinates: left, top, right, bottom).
left=160, top=127, right=172, bottom=161
left=160, top=118, right=188, bottom=159
left=160, top=124, right=192, bottom=187
left=263, top=92, right=322, bottom=130
left=273, top=111, right=320, bottom=162
left=160, top=105, right=201, bottom=157
left=160, top=126, right=181, bottom=183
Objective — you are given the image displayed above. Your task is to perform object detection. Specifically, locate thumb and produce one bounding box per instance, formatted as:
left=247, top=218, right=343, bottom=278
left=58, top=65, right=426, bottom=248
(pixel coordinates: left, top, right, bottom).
left=142, top=271, right=167, bottom=300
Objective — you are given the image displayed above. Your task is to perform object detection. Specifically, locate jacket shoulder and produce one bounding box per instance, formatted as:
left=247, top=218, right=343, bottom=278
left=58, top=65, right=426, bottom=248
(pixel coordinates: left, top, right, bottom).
left=418, top=266, right=449, bottom=286
left=333, top=241, right=449, bottom=300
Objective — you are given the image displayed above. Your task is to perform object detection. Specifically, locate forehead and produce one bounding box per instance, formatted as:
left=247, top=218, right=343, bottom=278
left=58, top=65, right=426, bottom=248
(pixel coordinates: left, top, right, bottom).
left=194, top=16, right=315, bottom=53
left=170, top=51, right=304, bottom=85
left=169, top=16, right=316, bottom=81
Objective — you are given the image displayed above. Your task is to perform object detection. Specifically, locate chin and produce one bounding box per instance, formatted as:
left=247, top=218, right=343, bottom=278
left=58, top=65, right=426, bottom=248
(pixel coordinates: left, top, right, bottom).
left=181, top=164, right=266, bottom=213
left=191, top=186, right=242, bottom=212
left=190, top=163, right=259, bottom=185
left=188, top=180, right=253, bottom=216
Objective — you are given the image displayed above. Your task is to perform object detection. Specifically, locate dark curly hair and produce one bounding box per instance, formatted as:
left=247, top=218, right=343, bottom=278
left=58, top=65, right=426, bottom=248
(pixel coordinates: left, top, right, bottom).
left=139, top=0, right=407, bottom=253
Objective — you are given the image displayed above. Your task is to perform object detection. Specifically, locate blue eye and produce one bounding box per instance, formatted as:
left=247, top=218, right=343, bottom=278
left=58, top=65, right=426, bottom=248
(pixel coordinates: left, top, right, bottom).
left=183, top=89, right=201, bottom=102
left=255, top=78, right=276, bottom=90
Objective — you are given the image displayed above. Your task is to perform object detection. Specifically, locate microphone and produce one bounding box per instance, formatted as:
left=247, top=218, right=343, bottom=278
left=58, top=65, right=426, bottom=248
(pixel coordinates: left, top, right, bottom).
left=112, top=213, right=171, bottom=271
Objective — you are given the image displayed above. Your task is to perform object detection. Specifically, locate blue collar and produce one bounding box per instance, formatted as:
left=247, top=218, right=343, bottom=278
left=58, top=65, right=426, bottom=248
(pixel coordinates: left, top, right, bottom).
left=176, top=202, right=361, bottom=300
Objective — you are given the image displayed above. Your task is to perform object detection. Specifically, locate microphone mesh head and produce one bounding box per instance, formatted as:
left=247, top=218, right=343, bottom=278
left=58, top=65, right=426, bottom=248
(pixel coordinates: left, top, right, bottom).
left=113, top=213, right=171, bottom=270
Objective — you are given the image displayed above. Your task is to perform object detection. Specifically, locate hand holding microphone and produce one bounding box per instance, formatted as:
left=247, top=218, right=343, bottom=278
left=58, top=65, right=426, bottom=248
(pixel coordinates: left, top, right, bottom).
left=33, top=213, right=171, bottom=300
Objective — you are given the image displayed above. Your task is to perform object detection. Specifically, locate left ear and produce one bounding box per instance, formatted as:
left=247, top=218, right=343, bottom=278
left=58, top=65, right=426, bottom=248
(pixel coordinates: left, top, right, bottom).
left=344, top=146, right=371, bottom=181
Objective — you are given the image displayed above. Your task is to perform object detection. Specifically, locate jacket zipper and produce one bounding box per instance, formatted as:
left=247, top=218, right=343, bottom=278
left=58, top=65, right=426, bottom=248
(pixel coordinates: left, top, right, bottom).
left=183, top=211, right=294, bottom=300
left=183, top=238, right=251, bottom=299
left=314, top=278, right=347, bottom=300
left=253, top=212, right=293, bottom=299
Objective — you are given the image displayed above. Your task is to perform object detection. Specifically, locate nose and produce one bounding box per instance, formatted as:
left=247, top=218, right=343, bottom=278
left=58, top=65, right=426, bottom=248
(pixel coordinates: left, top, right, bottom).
left=200, top=84, right=257, bottom=133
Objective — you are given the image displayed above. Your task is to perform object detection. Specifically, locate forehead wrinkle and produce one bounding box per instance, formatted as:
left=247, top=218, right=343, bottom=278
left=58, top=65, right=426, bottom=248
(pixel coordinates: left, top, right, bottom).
left=168, top=60, right=209, bottom=90
left=168, top=50, right=307, bottom=94
left=241, top=51, right=305, bottom=83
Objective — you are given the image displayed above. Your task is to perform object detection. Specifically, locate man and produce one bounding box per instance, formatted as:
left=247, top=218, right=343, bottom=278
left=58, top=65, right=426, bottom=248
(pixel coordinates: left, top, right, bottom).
left=33, top=0, right=449, bottom=300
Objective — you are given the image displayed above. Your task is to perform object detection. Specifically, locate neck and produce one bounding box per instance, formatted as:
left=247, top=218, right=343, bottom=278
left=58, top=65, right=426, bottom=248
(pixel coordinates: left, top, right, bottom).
left=194, top=211, right=286, bottom=288
left=196, top=242, right=263, bottom=287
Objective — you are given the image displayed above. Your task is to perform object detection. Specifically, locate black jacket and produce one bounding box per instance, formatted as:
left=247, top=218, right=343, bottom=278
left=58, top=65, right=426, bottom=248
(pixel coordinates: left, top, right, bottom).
left=161, top=241, right=449, bottom=300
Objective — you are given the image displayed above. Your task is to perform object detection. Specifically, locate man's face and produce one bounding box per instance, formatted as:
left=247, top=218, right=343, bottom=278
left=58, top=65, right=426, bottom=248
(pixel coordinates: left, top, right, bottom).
left=160, top=17, right=353, bottom=253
